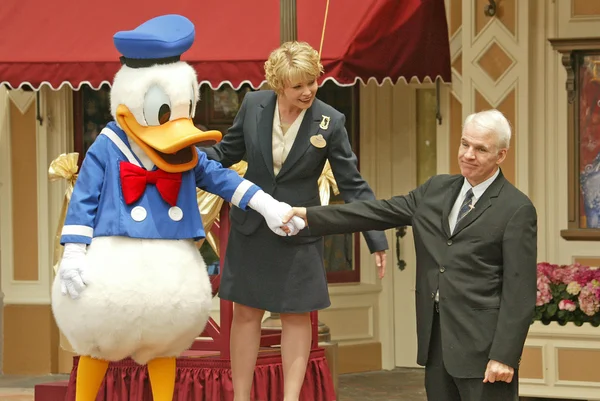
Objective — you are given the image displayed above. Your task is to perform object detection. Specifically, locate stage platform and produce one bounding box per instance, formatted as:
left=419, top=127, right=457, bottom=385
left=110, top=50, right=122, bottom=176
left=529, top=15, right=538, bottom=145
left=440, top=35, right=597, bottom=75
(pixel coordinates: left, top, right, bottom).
left=34, top=348, right=336, bottom=401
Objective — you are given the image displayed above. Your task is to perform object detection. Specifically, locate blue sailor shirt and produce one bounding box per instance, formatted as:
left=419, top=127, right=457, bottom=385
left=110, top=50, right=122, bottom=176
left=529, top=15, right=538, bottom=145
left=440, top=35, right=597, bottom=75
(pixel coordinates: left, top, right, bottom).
left=61, top=122, right=259, bottom=244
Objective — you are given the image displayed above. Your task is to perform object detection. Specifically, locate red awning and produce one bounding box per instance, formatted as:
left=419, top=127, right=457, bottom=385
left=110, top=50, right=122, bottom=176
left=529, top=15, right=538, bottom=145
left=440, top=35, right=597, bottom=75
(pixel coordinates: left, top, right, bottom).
left=0, top=0, right=450, bottom=90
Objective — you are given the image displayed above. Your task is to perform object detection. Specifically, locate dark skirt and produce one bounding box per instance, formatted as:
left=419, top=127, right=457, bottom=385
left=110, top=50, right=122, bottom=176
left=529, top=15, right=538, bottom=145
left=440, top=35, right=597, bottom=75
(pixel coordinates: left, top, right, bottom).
left=218, top=222, right=331, bottom=313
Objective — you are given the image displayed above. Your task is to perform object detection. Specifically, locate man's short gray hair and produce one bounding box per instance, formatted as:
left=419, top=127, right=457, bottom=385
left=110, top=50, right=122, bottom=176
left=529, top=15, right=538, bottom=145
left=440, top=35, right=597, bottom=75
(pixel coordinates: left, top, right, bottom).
left=463, top=109, right=512, bottom=149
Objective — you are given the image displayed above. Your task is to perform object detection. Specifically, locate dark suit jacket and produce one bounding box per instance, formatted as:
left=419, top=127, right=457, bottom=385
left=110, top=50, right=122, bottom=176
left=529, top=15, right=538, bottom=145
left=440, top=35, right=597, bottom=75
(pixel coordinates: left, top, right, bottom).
left=200, top=90, right=388, bottom=252
left=307, top=171, right=537, bottom=378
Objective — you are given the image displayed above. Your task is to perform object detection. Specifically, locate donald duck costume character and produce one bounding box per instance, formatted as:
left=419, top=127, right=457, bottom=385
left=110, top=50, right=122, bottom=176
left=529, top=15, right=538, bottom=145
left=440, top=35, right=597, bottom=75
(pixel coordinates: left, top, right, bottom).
left=51, top=14, right=304, bottom=401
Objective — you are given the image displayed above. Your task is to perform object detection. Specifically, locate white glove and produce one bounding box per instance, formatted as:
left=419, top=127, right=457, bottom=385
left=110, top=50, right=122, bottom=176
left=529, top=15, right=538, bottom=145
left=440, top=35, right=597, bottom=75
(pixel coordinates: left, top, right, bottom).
left=249, top=190, right=306, bottom=236
left=286, top=215, right=306, bottom=235
left=288, top=215, right=306, bottom=235
left=57, top=243, right=89, bottom=299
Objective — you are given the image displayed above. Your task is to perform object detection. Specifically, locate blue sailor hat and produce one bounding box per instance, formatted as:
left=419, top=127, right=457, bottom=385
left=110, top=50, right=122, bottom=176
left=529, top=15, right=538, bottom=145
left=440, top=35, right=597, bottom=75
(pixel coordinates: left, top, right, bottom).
left=113, top=14, right=195, bottom=68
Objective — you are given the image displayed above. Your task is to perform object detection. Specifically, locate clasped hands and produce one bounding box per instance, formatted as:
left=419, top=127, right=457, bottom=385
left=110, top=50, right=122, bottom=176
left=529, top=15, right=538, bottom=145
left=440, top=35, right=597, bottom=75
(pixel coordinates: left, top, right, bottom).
left=281, top=207, right=308, bottom=235
left=248, top=191, right=307, bottom=236
left=261, top=202, right=307, bottom=237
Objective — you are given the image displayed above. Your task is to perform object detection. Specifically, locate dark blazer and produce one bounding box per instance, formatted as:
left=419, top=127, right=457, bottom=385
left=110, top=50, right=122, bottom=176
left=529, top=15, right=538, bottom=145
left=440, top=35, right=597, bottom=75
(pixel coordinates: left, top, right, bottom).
left=306, top=171, right=537, bottom=378
left=201, top=90, right=388, bottom=252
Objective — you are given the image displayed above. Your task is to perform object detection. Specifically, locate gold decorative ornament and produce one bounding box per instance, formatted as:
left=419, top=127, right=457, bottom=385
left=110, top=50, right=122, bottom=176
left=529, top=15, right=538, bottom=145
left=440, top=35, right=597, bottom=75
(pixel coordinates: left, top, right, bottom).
left=48, top=153, right=79, bottom=275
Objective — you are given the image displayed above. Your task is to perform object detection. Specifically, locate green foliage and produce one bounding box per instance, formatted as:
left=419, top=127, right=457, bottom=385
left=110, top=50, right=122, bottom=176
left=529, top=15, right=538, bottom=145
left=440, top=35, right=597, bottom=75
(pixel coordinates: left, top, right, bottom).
left=199, top=241, right=219, bottom=266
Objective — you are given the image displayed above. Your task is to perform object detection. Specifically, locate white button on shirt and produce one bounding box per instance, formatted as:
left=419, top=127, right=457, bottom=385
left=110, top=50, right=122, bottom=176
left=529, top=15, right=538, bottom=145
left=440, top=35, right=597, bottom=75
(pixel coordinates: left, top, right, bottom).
left=435, top=168, right=500, bottom=303
left=168, top=206, right=184, bottom=221
left=130, top=206, right=147, bottom=222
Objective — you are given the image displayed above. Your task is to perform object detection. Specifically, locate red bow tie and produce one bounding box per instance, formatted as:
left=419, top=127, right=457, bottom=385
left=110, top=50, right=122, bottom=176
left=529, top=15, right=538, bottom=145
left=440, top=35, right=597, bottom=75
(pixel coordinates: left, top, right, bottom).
left=119, top=161, right=182, bottom=207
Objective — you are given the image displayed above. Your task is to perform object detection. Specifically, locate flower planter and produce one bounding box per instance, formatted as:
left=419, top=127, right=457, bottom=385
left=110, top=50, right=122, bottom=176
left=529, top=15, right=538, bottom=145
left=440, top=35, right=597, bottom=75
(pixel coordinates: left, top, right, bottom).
left=535, top=263, right=600, bottom=327
left=520, top=261, right=600, bottom=400
left=520, top=321, right=600, bottom=400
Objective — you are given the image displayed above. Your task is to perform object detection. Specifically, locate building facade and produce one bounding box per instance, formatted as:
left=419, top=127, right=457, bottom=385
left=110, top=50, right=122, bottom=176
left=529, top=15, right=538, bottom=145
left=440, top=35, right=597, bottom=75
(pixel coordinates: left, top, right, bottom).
left=1, top=2, right=599, bottom=397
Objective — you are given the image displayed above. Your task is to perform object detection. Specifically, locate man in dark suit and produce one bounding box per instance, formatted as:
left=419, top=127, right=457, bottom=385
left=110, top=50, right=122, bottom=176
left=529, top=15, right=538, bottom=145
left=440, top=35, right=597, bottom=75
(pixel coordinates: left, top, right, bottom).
left=284, top=110, right=537, bottom=401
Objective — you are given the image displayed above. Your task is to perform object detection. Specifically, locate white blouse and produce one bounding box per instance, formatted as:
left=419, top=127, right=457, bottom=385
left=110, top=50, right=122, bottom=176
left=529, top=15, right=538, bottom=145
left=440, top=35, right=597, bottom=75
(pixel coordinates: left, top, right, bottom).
left=272, top=100, right=307, bottom=176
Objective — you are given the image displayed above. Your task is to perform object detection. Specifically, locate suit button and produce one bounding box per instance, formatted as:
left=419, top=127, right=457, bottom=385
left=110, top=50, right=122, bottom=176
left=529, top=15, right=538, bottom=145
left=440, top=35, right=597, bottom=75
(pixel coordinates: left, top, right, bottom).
left=440, top=266, right=446, bottom=273
left=447, top=240, right=452, bottom=246
left=431, top=292, right=435, bottom=299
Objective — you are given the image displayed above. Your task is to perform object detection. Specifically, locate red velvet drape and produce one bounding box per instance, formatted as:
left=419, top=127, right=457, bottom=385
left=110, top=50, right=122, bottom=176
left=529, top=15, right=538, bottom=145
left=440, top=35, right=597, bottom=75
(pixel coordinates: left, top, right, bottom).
left=65, top=352, right=336, bottom=401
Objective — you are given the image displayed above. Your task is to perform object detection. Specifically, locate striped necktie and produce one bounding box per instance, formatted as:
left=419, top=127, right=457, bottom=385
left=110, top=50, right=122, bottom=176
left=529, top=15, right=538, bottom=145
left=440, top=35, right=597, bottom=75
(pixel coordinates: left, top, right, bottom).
left=456, top=188, right=474, bottom=223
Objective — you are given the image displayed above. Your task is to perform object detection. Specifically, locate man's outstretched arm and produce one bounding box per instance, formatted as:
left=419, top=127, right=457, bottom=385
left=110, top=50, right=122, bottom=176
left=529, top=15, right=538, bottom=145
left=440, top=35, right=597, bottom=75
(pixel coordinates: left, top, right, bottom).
left=284, top=180, right=432, bottom=237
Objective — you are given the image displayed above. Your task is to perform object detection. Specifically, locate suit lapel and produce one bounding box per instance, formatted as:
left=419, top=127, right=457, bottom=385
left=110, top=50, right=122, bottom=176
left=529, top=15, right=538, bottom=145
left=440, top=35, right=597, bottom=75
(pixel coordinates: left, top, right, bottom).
left=256, top=93, right=277, bottom=179
left=451, top=171, right=506, bottom=237
left=276, top=103, right=321, bottom=179
left=442, top=178, right=463, bottom=238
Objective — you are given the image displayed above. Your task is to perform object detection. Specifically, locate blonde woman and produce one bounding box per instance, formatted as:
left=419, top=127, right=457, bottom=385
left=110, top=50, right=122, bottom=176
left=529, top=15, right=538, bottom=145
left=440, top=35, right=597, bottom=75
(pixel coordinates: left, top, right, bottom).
left=201, top=41, right=388, bottom=401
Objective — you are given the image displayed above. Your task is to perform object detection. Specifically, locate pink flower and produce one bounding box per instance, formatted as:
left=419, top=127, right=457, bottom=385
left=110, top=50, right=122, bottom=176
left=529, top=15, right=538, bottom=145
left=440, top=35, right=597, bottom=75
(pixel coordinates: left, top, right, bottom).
left=559, top=299, right=577, bottom=312
left=537, top=262, right=555, bottom=279
left=578, top=283, right=600, bottom=317
left=550, top=264, right=578, bottom=284
left=536, top=275, right=552, bottom=306
left=536, top=262, right=600, bottom=321
left=573, top=265, right=600, bottom=286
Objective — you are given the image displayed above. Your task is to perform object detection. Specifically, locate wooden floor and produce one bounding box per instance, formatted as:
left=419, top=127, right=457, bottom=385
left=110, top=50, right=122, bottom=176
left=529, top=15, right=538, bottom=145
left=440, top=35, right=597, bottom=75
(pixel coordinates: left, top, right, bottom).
left=0, top=370, right=584, bottom=401
left=0, top=375, right=67, bottom=401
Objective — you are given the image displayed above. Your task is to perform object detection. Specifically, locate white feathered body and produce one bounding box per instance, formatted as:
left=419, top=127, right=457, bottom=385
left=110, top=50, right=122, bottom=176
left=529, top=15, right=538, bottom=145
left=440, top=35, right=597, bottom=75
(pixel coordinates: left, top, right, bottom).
left=51, top=236, right=212, bottom=365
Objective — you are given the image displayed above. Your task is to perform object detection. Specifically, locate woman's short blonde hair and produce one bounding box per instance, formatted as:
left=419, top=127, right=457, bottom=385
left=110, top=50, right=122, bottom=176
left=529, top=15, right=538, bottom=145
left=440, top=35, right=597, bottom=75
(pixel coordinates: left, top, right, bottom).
left=264, top=41, right=324, bottom=94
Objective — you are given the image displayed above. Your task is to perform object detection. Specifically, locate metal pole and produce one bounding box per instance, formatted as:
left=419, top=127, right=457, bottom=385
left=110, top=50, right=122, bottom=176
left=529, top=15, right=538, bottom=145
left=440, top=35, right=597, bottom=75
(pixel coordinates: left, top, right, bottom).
left=280, top=0, right=297, bottom=44
left=266, top=0, right=298, bottom=327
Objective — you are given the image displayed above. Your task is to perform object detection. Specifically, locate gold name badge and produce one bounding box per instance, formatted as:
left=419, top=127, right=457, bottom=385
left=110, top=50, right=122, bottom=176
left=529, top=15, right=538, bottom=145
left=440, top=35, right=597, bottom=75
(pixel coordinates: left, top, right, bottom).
left=310, top=134, right=327, bottom=149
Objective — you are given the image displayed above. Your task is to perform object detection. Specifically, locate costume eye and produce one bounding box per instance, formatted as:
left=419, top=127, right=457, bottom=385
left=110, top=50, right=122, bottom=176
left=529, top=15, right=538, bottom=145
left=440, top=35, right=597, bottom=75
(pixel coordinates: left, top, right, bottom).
left=143, top=85, right=171, bottom=126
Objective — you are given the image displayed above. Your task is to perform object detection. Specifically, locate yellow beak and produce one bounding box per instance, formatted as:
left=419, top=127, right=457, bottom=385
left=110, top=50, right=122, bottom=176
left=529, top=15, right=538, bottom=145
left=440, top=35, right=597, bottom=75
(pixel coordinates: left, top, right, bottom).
left=116, top=104, right=222, bottom=173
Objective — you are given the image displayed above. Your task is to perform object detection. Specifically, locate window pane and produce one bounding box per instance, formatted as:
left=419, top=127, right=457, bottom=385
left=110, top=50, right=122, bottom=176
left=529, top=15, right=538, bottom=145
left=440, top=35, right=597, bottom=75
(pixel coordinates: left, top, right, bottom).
left=316, top=82, right=360, bottom=282
left=81, top=84, right=112, bottom=155
left=323, top=197, right=354, bottom=273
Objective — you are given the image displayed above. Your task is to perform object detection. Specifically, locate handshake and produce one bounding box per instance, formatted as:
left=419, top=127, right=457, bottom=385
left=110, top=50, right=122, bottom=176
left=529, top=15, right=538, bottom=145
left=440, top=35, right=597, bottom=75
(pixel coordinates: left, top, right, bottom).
left=249, top=190, right=308, bottom=236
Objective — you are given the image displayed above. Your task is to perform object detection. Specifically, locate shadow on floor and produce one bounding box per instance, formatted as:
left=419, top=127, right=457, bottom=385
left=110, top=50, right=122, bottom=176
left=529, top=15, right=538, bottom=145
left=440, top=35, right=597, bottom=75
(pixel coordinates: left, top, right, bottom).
left=338, top=368, right=427, bottom=401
